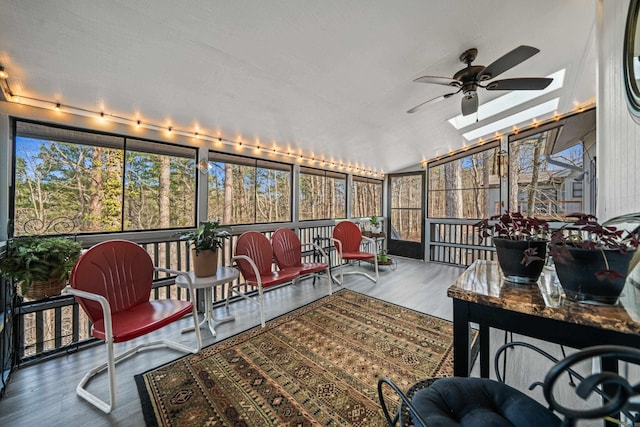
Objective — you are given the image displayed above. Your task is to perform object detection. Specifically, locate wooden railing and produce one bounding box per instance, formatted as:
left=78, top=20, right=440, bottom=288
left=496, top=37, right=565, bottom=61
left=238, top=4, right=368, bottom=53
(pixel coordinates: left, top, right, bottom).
left=426, top=218, right=496, bottom=266
left=11, top=222, right=339, bottom=365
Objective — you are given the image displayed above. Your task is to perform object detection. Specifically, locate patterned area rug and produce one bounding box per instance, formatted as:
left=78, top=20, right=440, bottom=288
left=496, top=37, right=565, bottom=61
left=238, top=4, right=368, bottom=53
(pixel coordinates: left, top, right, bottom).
left=135, top=289, right=473, bottom=426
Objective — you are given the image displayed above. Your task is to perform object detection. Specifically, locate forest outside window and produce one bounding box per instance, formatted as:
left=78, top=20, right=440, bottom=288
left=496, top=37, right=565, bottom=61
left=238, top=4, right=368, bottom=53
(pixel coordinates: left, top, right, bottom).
left=299, top=167, right=345, bottom=220
left=207, top=152, right=291, bottom=225
left=508, top=127, right=584, bottom=218
left=12, top=121, right=197, bottom=236
left=428, top=143, right=500, bottom=219
left=351, top=176, right=383, bottom=218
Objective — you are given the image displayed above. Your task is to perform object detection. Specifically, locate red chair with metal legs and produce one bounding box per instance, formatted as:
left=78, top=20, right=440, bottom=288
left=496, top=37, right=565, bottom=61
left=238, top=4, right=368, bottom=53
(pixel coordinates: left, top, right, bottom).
left=271, top=227, right=332, bottom=295
left=65, top=240, right=202, bottom=413
left=230, top=231, right=299, bottom=327
left=331, top=220, right=378, bottom=284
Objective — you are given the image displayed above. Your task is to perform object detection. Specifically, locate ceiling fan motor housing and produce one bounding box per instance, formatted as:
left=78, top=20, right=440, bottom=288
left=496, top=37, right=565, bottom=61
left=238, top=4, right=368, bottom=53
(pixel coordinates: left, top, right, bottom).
left=453, top=65, right=484, bottom=94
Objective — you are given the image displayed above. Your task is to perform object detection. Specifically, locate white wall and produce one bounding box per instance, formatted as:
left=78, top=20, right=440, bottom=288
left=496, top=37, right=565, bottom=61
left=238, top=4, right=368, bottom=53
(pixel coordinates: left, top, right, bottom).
left=597, top=0, right=640, bottom=220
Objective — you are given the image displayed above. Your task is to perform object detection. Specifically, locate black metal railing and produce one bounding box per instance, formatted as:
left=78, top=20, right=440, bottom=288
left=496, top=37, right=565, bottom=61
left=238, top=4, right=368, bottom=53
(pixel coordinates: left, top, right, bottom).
left=426, top=218, right=496, bottom=266
left=11, top=222, right=339, bottom=365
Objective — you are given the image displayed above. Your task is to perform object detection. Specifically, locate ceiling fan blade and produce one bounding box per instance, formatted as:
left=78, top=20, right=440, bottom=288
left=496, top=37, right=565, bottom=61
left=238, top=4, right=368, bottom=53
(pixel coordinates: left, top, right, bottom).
left=477, top=45, right=540, bottom=81
left=413, top=75, right=462, bottom=87
left=461, top=93, right=478, bottom=116
left=486, top=77, right=553, bottom=91
left=407, top=91, right=459, bottom=113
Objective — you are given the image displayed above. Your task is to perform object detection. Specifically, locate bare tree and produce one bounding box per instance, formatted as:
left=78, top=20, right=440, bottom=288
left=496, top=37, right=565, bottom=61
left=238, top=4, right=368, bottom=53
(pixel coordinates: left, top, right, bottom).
left=444, top=160, right=463, bottom=217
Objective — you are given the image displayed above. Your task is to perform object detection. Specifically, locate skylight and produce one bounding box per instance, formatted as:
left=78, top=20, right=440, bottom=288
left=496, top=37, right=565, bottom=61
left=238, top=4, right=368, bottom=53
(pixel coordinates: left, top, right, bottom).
left=462, top=98, right=560, bottom=141
left=448, top=69, right=566, bottom=130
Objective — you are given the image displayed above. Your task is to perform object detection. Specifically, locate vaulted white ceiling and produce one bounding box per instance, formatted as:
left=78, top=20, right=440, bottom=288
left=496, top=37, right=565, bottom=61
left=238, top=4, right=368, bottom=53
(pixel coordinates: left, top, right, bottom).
left=0, top=0, right=596, bottom=174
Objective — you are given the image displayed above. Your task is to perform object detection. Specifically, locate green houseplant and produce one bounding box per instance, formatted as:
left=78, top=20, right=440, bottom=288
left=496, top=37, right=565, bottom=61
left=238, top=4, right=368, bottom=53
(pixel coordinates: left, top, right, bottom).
left=369, top=215, right=381, bottom=233
left=476, top=212, right=550, bottom=284
left=550, top=213, right=640, bottom=304
left=0, top=236, right=82, bottom=299
left=177, top=221, right=231, bottom=277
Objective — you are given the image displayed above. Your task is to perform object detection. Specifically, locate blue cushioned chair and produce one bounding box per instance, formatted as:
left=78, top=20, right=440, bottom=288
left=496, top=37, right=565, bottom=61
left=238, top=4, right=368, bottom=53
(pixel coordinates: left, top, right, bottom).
left=378, top=343, right=640, bottom=427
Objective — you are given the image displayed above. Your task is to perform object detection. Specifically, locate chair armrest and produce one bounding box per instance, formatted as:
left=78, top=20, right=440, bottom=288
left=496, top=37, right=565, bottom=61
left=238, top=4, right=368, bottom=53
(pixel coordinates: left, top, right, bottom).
left=301, top=242, right=328, bottom=260
left=361, top=236, right=376, bottom=253
left=543, top=345, right=640, bottom=422
left=497, top=341, right=640, bottom=423
left=232, top=255, right=263, bottom=288
left=330, top=238, right=343, bottom=257
left=63, top=287, right=113, bottom=341
left=154, top=267, right=198, bottom=300
left=377, top=377, right=429, bottom=427
left=154, top=267, right=193, bottom=287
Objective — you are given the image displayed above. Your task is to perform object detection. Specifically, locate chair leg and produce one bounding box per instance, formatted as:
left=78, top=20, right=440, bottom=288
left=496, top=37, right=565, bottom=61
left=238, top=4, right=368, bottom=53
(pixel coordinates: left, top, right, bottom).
left=258, top=286, right=265, bottom=327
left=76, top=335, right=200, bottom=413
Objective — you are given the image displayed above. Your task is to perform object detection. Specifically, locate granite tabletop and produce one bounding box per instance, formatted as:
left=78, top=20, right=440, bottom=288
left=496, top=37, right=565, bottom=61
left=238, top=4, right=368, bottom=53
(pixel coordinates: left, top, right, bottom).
left=447, top=260, right=640, bottom=335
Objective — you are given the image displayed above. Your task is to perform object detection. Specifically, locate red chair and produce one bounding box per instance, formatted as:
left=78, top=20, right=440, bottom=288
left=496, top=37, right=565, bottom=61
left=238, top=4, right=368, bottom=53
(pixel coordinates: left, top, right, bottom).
left=65, top=240, right=201, bottom=413
left=332, top=221, right=378, bottom=284
left=230, top=231, right=299, bottom=327
left=271, top=228, right=332, bottom=295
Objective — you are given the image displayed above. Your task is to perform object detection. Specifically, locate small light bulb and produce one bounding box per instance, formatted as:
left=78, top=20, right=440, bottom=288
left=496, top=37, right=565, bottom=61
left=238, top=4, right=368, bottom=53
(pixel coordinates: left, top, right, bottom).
left=0, top=66, right=8, bottom=80
left=136, top=120, right=141, bottom=128
left=55, top=103, right=61, bottom=111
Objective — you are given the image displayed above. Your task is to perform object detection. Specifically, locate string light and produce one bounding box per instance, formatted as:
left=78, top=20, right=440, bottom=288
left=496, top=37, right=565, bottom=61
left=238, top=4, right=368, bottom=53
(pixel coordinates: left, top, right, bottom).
left=0, top=64, right=385, bottom=178
left=421, top=101, right=596, bottom=168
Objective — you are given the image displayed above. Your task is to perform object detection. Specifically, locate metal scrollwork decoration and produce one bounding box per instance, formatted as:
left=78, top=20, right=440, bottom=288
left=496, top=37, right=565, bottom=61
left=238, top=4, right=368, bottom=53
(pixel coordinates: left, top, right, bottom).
left=22, top=217, right=78, bottom=235
left=624, top=0, right=640, bottom=120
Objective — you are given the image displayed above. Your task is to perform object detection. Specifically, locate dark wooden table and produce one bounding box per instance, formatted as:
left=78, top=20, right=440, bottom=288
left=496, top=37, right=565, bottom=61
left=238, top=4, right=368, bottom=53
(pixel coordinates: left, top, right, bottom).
left=448, top=260, right=640, bottom=377
left=448, top=260, right=640, bottom=425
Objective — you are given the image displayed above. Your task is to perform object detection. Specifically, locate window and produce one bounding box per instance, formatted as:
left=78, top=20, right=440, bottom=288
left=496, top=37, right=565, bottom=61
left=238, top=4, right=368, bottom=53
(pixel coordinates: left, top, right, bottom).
left=351, top=176, right=383, bottom=217
left=207, top=152, right=291, bottom=225
left=428, top=144, right=500, bottom=219
left=572, top=181, right=583, bottom=198
left=13, top=121, right=197, bottom=236
left=509, top=129, right=583, bottom=218
left=124, top=140, right=197, bottom=231
left=299, top=167, right=345, bottom=220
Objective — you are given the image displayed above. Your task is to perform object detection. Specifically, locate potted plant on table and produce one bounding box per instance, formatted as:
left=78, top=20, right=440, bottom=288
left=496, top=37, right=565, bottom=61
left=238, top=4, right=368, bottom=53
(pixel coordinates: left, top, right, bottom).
left=177, top=220, right=232, bottom=277
left=0, top=236, right=82, bottom=299
left=369, top=215, right=382, bottom=234
left=476, top=211, right=550, bottom=284
left=550, top=213, right=640, bottom=304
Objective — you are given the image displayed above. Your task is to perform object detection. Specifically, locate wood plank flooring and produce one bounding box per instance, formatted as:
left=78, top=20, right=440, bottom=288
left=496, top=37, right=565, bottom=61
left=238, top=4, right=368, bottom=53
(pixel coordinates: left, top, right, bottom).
left=0, top=259, right=610, bottom=426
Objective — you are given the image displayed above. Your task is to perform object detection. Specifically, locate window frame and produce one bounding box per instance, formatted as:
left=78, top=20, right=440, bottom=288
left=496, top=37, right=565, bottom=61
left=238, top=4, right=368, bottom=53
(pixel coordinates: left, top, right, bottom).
left=351, top=175, right=383, bottom=218
left=298, top=166, right=346, bottom=221
left=207, top=150, right=293, bottom=225
left=11, top=119, right=199, bottom=237
left=427, top=141, right=501, bottom=219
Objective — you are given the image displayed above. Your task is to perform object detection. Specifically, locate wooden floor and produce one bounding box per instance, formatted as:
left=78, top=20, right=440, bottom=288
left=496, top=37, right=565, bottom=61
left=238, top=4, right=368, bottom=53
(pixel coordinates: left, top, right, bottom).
left=0, top=259, right=606, bottom=426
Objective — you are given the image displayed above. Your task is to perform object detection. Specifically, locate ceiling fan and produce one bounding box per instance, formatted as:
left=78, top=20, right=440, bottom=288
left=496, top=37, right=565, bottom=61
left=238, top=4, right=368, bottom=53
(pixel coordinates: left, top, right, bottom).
left=407, top=45, right=553, bottom=116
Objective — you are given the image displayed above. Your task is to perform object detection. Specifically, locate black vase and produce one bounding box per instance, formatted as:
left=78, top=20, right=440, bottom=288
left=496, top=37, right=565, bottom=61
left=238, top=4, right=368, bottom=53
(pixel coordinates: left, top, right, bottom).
left=554, top=247, right=634, bottom=304
left=494, top=238, right=548, bottom=284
